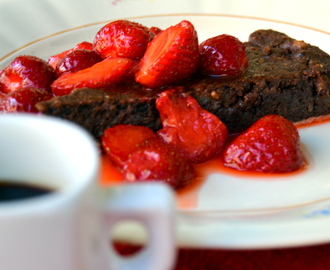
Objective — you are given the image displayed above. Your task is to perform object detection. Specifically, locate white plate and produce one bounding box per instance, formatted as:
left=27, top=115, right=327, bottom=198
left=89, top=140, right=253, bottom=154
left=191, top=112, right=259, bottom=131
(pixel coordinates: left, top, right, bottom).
left=2, top=14, right=330, bottom=249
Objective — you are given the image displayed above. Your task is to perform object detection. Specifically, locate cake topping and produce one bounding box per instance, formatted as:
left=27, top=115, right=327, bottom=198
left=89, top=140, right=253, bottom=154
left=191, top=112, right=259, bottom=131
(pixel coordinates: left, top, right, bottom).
left=224, top=114, right=303, bottom=173
left=0, top=55, right=55, bottom=94
left=93, top=20, right=155, bottom=60
left=123, top=137, right=196, bottom=189
left=51, top=57, right=134, bottom=96
left=135, top=20, right=199, bottom=88
left=102, top=124, right=157, bottom=168
left=55, top=49, right=102, bottom=77
left=0, top=87, right=53, bottom=113
left=156, top=88, right=228, bottom=163
left=199, top=34, right=248, bottom=76
left=101, top=124, right=195, bottom=189
left=48, top=41, right=94, bottom=69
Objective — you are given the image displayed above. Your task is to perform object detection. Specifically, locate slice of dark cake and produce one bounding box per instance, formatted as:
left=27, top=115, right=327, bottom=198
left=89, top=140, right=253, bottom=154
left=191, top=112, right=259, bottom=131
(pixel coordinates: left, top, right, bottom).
left=36, top=29, right=330, bottom=139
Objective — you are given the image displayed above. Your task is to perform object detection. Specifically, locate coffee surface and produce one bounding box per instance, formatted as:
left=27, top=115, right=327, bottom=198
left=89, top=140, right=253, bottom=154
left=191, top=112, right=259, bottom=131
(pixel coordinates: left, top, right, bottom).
left=0, top=181, right=53, bottom=201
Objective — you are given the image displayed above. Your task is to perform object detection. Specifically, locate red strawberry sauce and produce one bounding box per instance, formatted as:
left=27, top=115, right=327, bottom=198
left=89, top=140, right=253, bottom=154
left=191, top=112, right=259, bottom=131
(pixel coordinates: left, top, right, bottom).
left=99, top=115, right=330, bottom=209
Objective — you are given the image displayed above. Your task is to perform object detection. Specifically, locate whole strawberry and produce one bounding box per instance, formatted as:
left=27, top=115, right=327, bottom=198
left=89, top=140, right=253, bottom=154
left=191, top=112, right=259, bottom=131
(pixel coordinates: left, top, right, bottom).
left=123, top=138, right=196, bottom=189
left=55, top=49, right=102, bottom=77
left=199, top=34, right=248, bottom=76
left=135, top=20, right=199, bottom=88
left=223, top=115, right=303, bottom=173
left=156, top=89, right=228, bottom=163
left=48, top=41, right=93, bottom=69
left=93, top=20, right=155, bottom=60
left=0, top=87, right=53, bottom=113
left=0, top=55, right=56, bottom=94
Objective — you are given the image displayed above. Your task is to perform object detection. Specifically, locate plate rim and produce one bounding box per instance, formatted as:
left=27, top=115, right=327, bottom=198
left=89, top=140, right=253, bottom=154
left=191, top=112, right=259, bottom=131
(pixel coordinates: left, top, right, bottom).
left=1, top=13, right=329, bottom=62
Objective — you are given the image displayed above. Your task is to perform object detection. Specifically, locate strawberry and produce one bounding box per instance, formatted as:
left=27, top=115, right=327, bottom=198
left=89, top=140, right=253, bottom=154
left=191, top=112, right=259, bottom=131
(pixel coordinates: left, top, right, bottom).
left=0, top=87, right=53, bottom=113
left=199, top=34, right=248, bottom=76
left=0, top=91, right=13, bottom=112
left=135, top=20, right=199, bottom=88
left=93, top=20, right=155, bottom=60
left=123, top=138, right=195, bottom=189
left=156, top=89, right=228, bottom=163
left=101, top=124, right=157, bottom=167
left=149, top=26, right=162, bottom=35
left=48, top=41, right=93, bottom=69
left=223, top=115, right=303, bottom=173
left=0, top=71, right=5, bottom=93
left=51, top=57, right=133, bottom=96
left=0, top=55, right=56, bottom=94
left=55, top=49, right=102, bottom=77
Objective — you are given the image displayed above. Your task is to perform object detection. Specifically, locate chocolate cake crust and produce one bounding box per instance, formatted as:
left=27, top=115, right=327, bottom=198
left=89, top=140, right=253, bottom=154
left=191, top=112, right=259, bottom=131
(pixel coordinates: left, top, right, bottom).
left=36, top=85, right=162, bottom=139
left=37, top=29, right=330, bottom=138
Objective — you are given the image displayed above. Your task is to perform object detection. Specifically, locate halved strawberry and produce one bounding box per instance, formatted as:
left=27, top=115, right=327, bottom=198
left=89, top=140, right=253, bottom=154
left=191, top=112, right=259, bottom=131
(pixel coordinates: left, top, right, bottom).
left=156, top=89, right=228, bottom=163
left=0, top=87, right=53, bottom=113
left=135, top=20, right=199, bottom=88
left=199, top=34, right=248, bottom=76
left=223, top=115, right=303, bottom=173
left=48, top=41, right=93, bottom=69
left=0, top=55, right=56, bottom=94
left=51, top=57, right=133, bottom=96
left=55, top=49, right=102, bottom=77
left=101, top=124, right=157, bottom=167
left=123, top=138, right=195, bottom=189
left=93, top=20, right=155, bottom=60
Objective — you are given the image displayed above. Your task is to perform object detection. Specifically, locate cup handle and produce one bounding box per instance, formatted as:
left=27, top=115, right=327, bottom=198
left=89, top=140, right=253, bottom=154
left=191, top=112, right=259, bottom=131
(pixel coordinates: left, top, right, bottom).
left=100, top=183, right=176, bottom=270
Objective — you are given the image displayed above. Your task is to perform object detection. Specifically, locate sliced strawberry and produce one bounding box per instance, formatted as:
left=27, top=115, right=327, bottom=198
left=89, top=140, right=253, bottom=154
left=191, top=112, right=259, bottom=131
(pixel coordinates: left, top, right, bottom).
left=223, top=115, right=303, bottom=173
left=93, top=20, right=155, bottom=60
left=55, top=49, right=102, bottom=77
left=101, top=124, right=157, bottom=167
left=0, top=55, right=56, bottom=94
left=51, top=57, right=133, bottom=96
left=48, top=41, right=93, bottom=69
left=156, top=89, right=228, bottom=163
left=123, top=138, right=195, bottom=189
left=199, top=34, right=248, bottom=76
left=135, top=20, right=199, bottom=88
left=0, top=87, right=53, bottom=113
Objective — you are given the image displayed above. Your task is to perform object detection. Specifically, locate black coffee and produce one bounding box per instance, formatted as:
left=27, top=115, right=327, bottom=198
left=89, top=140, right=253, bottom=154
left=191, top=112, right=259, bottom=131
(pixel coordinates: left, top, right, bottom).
left=0, top=181, right=54, bottom=202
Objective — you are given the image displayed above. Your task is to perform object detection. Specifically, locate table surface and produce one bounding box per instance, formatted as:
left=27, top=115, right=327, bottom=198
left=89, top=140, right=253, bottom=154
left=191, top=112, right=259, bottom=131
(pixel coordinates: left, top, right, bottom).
left=115, top=242, right=330, bottom=269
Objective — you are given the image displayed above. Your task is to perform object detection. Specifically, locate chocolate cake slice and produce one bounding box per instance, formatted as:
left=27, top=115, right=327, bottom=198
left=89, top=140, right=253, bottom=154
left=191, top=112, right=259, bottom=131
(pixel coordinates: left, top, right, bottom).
left=36, top=84, right=163, bottom=139
left=36, top=29, right=330, bottom=139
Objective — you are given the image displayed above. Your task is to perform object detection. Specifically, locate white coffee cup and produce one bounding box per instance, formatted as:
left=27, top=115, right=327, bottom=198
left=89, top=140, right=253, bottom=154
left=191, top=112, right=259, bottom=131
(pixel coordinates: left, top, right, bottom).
left=0, top=114, right=176, bottom=270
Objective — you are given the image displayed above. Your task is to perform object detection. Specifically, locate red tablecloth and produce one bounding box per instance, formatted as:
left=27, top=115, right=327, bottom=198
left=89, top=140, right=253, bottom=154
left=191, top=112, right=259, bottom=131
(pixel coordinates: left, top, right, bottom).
left=115, top=242, right=330, bottom=269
